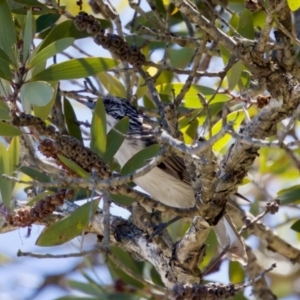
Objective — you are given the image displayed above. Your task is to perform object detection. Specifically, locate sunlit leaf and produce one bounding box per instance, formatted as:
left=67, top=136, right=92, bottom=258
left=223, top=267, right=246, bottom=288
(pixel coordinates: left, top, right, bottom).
left=20, top=81, right=54, bottom=106
left=57, top=155, right=90, bottom=179
left=156, top=83, right=231, bottom=108
left=121, top=144, right=160, bottom=175
left=91, top=99, right=106, bottom=159
left=31, top=58, right=118, bottom=81
left=8, top=136, right=19, bottom=191
left=0, top=142, right=13, bottom=207
left=98, top=72, right=127, bottom=98
left=29, top=38, right=75, bottom=68
left=36, top=199, right=100, bottom=246
left=207, top=110, right=245, bottom=153
left=103, top=117, right=129, bottom=163
left=287, top=0, right=300, bottom=11
left=0, top=122, right=22, bottom=136
left=229, top=261, right=245, bottom=283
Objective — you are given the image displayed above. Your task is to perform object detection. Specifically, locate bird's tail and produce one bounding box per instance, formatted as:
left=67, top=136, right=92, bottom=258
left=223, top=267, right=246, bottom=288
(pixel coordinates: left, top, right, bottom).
left=214, top=215, right=248, bottom=265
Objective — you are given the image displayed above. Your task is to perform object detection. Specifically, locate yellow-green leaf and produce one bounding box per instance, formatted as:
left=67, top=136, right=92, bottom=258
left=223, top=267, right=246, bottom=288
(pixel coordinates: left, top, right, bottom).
left=0, top=142, right=13, bottom=207
left=57, top=154, right=90, bottom=179
left=91, top=99, right=106, bottom=159
left=287, top=0, right=300, bottom=11
left=98, top=72, right=127, bottom=98
left=31, top=58, right=118, bottom=81
left=103, top=117, right=129, bottom=163
left=121, top=144, right=160, bottom=175
left=0, top=122, right=22, bottom=136
left=206, top=110, right=245, bottom=153
left=36, top=199, right=100, bottom=246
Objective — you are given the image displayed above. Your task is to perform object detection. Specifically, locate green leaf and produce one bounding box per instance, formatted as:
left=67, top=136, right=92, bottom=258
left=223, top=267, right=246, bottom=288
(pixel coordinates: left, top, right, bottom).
left=108, top=246, right=144, bottom=289
left=0, top=0, right=17, bottom=56
left=22, top=9, right=34, bottom=62
left=27, top=191, right=54, bottom=206
left=0, top=57, right=12, bottom=80
left=181, top=118, right=199, bottom=145
left=31, top=57, right=118, bottom=81
left=277, top=185, right=300, bottom=204
left=91, top=99, right=106, bottom=159
left=98, top=72, right=127, bottom=98
left=36, top=13, right=61, bottom=33
left=228, top=61, right=243, bottom=91
left=121, top=144, right=160, bottom=175
left=33, top=81, right=57, bottom=120
left=287, top=0, right=300, bottom=11
left=0, top=99, right=10, bottom=119
left=36, top=199, right=100, bottom=246
left=291, top=219, right=300, bottom=232
left=103, top=117, right=129, bottom=163
left=37, top=19, right=110, bottom=50
left=0, top=46, right=12, bottom=65
left=67, top=280, right=103, bottom=297
left=0, top=142, right=13, bottom=207
left=229, top=261, right=245, bottom=283
left=8, top=136, right=19, bottom=191
left=0, top=122, right=22, bottom=136
left=20, top=166, right=52, bottom=182
left=207, top=110, right=245, bottom=153
left=8, top=0, right=54, bottom=14
left=110, top=193, right=134, bottom=206
left=237, top=9, right=255, bottom=39
left=64, top=97, right=83, bottom=142
left=156, top=83, right=231, bottom=108
left=20, top=81, right=54, bottom=107
left=29, top=38, right=75, bottom=68
left=57, top=155, right=90, bottom=179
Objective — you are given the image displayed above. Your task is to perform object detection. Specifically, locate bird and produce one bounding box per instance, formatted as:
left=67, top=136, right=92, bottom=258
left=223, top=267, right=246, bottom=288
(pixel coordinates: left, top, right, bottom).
left=80, top=94, right=247, bottom=265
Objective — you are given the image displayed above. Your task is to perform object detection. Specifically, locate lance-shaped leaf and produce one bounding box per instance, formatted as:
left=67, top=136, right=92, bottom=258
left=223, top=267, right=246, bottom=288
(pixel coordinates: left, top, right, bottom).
left=8, top=136, right=19, bottom=191
left=57, top=155, right=90, bottom=179
left=291, top=219, right=300, bottom=232
left=207, top=110, right=245, bottom=153
left=156, top=82, right=231, bottom=108
left=0, top=100, right=11, bottom=120
left=8, top=0, right=54, bottom=15
left=121, top=144, right=160, bottom=175
left=0, top=122, right=22, bottom=136
left=29, top=38, right=75, bottom=68
left=36, top=13, right=61, bottom=33
left=22, top=9, right=34, bottom=63
left=91, top=99, right=106, bottom=159
left=31, top=58, right=118, bottom=81
left=36, top=199, right=100, bottom=246
left=0, top=57, right=11, bottom=81
left=277, top=185, right=300, bottom=204
left=0, top=142, right=13, bottom=207
left=63, top=97, right=83, bottom=142
left=103, top=116, right=129, bottom=163
left=0, top=0, right=17, bottom=56
left=20, top=166, right=51, bottom=182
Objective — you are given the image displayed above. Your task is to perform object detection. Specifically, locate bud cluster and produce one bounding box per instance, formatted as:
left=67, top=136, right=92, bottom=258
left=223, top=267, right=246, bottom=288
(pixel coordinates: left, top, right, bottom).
left=73, top=12, right=146, bottom=68
left=171, top=282, right=238, bottom=300
left=39, top=136, right=110, bottom=179
left=7, top=189, right=74, bottom=227
left=12, top=113, right=58, bottom=139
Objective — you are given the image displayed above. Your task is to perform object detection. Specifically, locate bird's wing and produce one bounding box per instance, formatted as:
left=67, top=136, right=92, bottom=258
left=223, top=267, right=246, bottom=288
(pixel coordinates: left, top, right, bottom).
left=158, top=155, right=191, bottom=185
